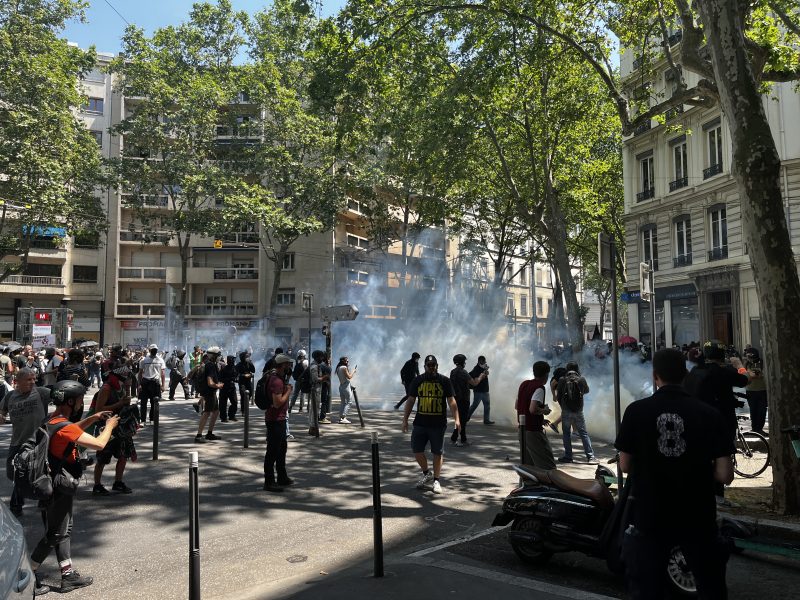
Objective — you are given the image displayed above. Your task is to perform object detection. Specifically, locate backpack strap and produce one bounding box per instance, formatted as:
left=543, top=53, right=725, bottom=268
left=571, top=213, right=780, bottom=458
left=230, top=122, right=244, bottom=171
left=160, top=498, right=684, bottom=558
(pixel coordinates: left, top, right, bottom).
left=46, top=418, right=78, bottom=466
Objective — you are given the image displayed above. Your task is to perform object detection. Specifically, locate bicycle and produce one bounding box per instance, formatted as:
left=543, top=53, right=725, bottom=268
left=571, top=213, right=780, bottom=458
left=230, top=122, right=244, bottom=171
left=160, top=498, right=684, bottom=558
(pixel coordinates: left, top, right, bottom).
left=733, top=415, right=770, bottom=478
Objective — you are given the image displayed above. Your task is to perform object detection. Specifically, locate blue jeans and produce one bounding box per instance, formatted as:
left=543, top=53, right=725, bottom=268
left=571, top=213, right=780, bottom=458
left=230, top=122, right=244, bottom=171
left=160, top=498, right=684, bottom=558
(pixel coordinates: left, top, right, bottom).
left=468, top=391, right=491, bottom=422
left=339, top=382, right=352, bottom=417
left=561, top=409, right=594, bottom=459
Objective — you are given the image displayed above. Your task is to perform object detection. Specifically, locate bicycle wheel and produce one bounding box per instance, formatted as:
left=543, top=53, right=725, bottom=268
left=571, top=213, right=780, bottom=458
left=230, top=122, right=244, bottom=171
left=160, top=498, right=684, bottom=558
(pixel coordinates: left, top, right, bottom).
left=733, top=431, right=770, bottom=478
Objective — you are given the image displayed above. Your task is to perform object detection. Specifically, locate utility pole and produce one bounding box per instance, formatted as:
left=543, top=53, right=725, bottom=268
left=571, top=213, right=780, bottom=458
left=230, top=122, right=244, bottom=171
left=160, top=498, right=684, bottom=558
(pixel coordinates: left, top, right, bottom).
left=302, top=293, right=313, bottom=352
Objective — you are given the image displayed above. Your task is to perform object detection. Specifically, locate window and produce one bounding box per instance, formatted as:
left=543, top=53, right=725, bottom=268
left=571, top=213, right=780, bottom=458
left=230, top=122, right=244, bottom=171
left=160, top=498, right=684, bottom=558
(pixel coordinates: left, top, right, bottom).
left=91, top=130, right=103, bottom=147
left=282, top=253, right=295, bottom=270
left=537, top=297, right=544, bottom=316
left=506, top=263, right=514, bottom=283
left=704, top=120, right=723, bottom=178
left=674, top=217, right=692, bottom=267
left=72, top=265, right=98, bottom=282
left=642, top=226, right=659, bottom=271
left=507, top=297, right=515, bottom=315
left=535, top=267, right=542, bottom=286
left=637, top=153, right=655, bottom=201
left=347, top=198, right=363, bottom=213
left=670, top=138, right=688, bottom=191
left=709, top=206, right=728, bottom=260
left=276, top=289, right=296, bottom=305
left=422, top=276, right=436, bottom=290
left=206, top=295, right=227, bottom=306
left=83, top=97, right=104, bottom=114
left=348, top=270, right=369, bottom=285
left=520, top=267, right=527, bottom=286
left=346, top=233, right=369, bottom=250
left=24, top=264, right=61, bottom=277
left=520, top=296, right=528, bottom=316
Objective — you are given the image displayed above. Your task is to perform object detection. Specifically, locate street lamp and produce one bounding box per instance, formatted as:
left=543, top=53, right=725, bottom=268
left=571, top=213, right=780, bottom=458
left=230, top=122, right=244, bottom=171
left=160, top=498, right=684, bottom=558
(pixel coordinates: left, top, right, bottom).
left=146, top=308, right=151, bottom=347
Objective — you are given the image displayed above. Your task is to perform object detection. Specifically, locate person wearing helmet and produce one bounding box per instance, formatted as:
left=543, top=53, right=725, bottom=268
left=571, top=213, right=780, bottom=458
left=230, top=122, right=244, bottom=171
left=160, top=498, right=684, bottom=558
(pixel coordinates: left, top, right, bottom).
left=401, top=355, right=460, bottom=494
left=167, top=350, right=189, bottom=401
left=195, top=347, right=224, bottom=443
left=219, top=356, right=238, bottom=422
left=236, top=350, right=255, bottom=406
left=449, top=354, right=486, bottom=447
left=30, top=380, right=119, bottom=595
left=90, top=362, right=134, bottom=496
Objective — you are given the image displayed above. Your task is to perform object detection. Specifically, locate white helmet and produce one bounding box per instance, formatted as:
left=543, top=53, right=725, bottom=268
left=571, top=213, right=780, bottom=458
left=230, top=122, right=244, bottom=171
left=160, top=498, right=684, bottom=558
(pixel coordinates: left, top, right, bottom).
left=296, top=349, right=307, bottom=358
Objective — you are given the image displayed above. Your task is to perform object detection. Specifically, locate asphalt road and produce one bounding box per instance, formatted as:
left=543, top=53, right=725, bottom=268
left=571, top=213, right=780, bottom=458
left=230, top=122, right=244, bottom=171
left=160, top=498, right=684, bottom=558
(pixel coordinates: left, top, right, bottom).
left=1, top=391, right=798, bottom=599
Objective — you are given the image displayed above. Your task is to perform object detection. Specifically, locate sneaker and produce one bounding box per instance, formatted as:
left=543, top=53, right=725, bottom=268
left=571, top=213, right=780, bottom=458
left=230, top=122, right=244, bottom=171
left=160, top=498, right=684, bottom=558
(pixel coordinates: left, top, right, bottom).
left=263, top=482, right=284, bottom=492
left=220, top=418, right=229, bottom=423
left=112, top=481, right=133, bottom=494
left=194, top=435, right=206, bottom=443
left=452, top=440, right=462, bottom=447
left=586, top=455, right=596, bottom=463
left=34, top=572, right=49, bottom=596
left=549, top=423, right=560, bottom=434
left=484, top=420, right=495, bottom=425
left=92, top=484, right=110, bottom=496
left=277, top=477, right=294, bottom=486
left=61, top=571, right=93, bottom=592
left=318, top=417, right=331, bottom=424
left=432, top=480, right=442, bottom=494
left=339, top=417, right=352, bottom=424
left=205, top=432, right=221, bottom=441
left=416, top=471, right=434, bottom=489
left=557, top=456, right=574, bottom=464
left=286, top=434, right=295, bottom=441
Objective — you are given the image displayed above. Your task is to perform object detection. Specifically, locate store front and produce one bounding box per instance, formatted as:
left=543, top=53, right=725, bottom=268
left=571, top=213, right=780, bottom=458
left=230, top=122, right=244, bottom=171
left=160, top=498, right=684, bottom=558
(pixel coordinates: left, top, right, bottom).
left=119, top=318, right=264, bottom=352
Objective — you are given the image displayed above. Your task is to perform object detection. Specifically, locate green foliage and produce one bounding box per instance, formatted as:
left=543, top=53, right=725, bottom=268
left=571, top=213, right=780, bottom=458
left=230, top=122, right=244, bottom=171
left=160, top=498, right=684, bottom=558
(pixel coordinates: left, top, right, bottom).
left=0, top=0, right=105, bottom=280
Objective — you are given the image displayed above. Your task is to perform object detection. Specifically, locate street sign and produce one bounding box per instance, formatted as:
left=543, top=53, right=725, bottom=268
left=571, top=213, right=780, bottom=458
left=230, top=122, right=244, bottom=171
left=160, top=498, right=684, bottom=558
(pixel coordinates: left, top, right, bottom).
left=640, top=262, right=652, bottom=301
left=320, top=304, right=359, bottom=322
left=598, top=232, right=612, bottom=278
left=213, top=239, right=223, bottom=249
left=302, top=292, right=313, bottom=311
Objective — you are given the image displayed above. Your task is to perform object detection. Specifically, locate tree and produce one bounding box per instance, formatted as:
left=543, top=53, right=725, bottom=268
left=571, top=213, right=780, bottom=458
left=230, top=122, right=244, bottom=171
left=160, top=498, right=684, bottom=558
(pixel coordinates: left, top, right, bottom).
left=0, top=0, right=105, bottom=282
left=109, top=0, right=250, bottom=325
left=371, top=0, right=800, bottom=512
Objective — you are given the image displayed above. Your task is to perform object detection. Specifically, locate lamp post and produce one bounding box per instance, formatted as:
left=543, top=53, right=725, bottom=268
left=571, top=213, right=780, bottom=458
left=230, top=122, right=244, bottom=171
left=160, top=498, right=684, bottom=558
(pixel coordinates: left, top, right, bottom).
left=302, top=292, right=313, bottom=351
left=146, top=308, right=152, bottom=347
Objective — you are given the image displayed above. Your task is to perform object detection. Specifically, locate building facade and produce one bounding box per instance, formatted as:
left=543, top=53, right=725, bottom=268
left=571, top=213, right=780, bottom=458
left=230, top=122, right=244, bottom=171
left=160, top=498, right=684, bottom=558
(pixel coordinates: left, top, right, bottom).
left=621, top=43, right=800, bottom=352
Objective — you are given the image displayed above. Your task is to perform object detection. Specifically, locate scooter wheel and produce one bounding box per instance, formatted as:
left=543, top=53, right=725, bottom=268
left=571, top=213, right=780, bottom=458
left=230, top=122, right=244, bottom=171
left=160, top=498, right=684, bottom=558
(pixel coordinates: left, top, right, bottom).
left=666, top=546, right=697, bottom=597
left=510, top=517, right=553, bottom=565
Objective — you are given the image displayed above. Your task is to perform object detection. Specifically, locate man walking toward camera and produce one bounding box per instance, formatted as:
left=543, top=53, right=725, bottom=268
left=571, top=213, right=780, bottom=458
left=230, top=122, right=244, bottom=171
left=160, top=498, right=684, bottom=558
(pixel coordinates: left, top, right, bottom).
left=616, top=348, right=734, bottom=600
left=138, top=344, right=165, bottom=425
left=195, top=347, right=223, bottom=443
left=468, top=356, right=493, bottom=424
left=402, top=355, right=460, bottom=494
left=263, top=354, right=294, bottom=492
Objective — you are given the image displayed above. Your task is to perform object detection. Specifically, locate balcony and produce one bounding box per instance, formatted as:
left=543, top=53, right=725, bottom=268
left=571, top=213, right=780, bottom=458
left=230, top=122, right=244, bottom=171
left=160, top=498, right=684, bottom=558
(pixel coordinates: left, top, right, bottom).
left=120, top=231, right=172, bottom=244
left=669, top=177, right=688, bottom=192
left=118, top=267, right=167, bottom=280
left=636, top=187, right=655, bottom=202
left=187, top=303, right=256, bottom=316
left=703, top=163, right=723, bottom=179
left=213, top=268, right=258, bottom=280
left=673, top=254, right=693, bottom=268
left=220, top=232, right=259, bottom=245
left=1, top=275, right=64, bottom=286
left=708, top=247, right=728, bottom=261
left=668, top=30, right=683, bottom=46
left=633, top=121, right=652, bottom=136
left=116, top=304, right=166, bottom=316
left=665, top=105, right=684, bottom=121
left=29, top=238, right=63, bottom=250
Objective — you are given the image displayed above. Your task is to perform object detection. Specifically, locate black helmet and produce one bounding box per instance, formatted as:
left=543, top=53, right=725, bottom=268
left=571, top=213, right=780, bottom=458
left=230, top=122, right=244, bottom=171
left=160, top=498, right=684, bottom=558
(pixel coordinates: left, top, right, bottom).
left=51, top=380, right=87, bottom=405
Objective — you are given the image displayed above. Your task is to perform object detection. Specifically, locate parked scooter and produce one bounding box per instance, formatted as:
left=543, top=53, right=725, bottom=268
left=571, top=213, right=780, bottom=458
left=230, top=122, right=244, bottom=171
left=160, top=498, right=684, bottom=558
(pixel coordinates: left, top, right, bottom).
left=493, top=463, right=699, bottom=595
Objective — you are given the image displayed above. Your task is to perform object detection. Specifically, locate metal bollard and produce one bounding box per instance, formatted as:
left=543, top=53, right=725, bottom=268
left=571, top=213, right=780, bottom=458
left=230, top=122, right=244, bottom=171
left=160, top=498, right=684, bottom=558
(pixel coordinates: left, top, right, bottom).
left=152, top=398, right=160, bottom=461
left=371, top=432, right=384, bottom=577
left=518, top=414, right=526, bottom=465
left=243, top=388, right=250, bottom=449
left=189, top=451, right=200, bottom=600
left=352, top=386, right=366, bottom=428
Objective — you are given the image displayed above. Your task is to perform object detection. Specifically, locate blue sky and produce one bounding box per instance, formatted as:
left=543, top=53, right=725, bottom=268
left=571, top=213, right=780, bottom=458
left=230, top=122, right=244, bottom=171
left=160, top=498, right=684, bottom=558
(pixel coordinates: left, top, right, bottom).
left=63, top=0, right=347, bottom=54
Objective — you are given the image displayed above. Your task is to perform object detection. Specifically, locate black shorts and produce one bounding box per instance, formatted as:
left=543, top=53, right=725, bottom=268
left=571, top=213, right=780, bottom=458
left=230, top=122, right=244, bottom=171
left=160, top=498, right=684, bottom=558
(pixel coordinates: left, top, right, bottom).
left=411, top=424, right=446, bottom=455
left=96, top=436, right=123, bottom=465
left=202, top=391, right=219, bottom=413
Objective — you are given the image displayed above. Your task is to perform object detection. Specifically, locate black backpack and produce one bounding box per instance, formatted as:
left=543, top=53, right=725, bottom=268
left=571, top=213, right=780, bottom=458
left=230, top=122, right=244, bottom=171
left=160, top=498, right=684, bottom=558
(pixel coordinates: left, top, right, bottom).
left=12, top=418, right=74, bottom=501
left=560, top=372, right=585, bottom=412
left=254, top=372, right=275, bottom=410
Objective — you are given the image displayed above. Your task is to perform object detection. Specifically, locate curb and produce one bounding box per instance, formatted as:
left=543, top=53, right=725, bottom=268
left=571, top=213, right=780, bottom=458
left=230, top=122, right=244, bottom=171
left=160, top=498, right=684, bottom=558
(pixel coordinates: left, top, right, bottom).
left=721, top=511, right=800, bottom=539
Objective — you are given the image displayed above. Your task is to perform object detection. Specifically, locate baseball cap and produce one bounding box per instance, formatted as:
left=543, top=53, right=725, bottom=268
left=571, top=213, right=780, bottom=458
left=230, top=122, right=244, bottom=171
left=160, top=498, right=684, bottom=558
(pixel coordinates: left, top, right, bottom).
left=424, top=354, right=438, bottom=365
left=274, top=354, right=293, bottom=365
left=206, top=346, right=222, bottom=355
left=148, top=344, right=158, bottom=350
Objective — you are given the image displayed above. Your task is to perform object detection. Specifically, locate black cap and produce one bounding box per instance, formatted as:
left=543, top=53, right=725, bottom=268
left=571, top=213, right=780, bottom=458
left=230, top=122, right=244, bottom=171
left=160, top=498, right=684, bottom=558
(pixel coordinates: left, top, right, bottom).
left=453, top=354, right=466, bottom=365
left=424, top=354, right=438, bottom=365
left=412, top=352, right=421, bottom=360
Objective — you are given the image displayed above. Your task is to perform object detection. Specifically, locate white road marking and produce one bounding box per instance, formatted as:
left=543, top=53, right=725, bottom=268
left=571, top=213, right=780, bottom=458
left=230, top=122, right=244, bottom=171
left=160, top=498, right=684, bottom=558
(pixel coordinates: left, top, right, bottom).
left=407, top=525, right=507, bottom=557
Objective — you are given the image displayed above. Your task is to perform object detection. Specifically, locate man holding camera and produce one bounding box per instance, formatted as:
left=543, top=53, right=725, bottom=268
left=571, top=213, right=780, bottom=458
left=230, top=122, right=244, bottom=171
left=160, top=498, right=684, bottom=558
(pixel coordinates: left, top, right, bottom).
left=263, top=354, right=294, bottom=492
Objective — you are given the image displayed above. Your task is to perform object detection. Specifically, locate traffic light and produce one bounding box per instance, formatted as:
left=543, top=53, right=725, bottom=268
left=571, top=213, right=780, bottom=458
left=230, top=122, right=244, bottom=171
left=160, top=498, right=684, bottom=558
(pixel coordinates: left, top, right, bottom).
left=321, top=324, right=330, bottom=336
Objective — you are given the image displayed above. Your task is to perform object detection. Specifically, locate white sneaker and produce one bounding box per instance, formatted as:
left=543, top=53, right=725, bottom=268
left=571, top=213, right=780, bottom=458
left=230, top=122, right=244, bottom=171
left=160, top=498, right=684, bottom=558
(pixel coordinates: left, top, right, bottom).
left=416, top=471, right=434, bottom=489
left=432, top=480, right=442, bottom=494
left=339, top=417, right=351, bottom=424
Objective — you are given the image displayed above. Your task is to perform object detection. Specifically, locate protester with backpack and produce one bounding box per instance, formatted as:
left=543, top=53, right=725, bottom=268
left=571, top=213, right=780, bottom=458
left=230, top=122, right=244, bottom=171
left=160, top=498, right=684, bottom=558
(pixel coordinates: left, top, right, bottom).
left=555, top=361, right=594, bottom=463
left=167, top=350, right=190, bottom=401
left=0, top=368, right=52, bottom=516
left=28, top=379, right=119, bottom=595
left=261, top=354, right=294, bottom=492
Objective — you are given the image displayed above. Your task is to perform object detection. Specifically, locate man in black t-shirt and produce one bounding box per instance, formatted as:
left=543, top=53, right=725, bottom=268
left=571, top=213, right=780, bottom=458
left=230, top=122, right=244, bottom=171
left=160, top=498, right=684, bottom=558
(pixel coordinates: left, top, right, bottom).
left=615, top=348, right=734, bottom=600
left=449, top=354, right=485, bottom=446
left=394, top=352, right=420, bottom=409
left=467, top=356, right=493, bottom=424
left=402, top=355, right=460, bottom=494
left=195, top=347, right=224, bottom=443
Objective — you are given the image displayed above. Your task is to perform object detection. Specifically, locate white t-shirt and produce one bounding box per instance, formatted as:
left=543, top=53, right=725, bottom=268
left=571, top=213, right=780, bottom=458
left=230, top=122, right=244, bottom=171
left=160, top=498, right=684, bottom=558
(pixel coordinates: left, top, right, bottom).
left=337, top=365, right=350, bottom=385
left=42, top=355, right=62, bottom=387
left=139, top=355, right=166, bottom=381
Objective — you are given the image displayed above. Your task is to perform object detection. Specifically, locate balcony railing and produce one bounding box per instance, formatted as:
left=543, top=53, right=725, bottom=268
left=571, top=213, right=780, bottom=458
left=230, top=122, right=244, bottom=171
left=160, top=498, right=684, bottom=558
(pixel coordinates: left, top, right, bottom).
left=1, top=275, right=64, bottom=286
left=708, top=247, right=728, bottom=261
left=703, top=163, right=723, bottom=179
left=187, top=303, right=256, bottom=316
left=669, top=177, right=688, bottom=192
left=673, top=254, right=693, bottom=268
left=220, top=232, right=259, bottom=245
left=636, top=187, right=655, bottom=202
left=213, top=268, right=258, bottom=280
left=29, top=238, right=63, bottom=250
left=633, top=121, right=652, bottom=136
left=120, top=231, right=172, bottom=244
left=116, top=304, right=166, bottom=316
left=118, top=267, right=167, bottom=280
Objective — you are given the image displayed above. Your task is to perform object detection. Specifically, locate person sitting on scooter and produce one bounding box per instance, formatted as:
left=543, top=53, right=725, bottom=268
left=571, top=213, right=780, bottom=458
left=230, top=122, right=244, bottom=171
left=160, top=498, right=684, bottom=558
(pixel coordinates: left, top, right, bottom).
left=615, top=348, right=735, bottom=600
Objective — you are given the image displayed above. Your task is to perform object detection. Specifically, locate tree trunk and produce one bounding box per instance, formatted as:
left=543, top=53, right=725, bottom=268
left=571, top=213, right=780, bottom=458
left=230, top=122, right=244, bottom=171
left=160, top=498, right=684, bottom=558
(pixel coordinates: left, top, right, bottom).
left=697, top=0, right=800, bottom=513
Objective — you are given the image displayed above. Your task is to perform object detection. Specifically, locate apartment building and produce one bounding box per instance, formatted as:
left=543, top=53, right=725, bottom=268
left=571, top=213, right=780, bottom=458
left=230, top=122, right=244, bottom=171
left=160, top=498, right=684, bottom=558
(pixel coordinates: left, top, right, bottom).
left=620, top=40, right=800, bottom=351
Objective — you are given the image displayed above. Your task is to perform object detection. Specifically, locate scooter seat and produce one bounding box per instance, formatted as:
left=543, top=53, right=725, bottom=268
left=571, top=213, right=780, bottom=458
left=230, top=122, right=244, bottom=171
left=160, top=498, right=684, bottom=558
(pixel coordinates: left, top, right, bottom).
left=517, top=464, right=613, bottom=509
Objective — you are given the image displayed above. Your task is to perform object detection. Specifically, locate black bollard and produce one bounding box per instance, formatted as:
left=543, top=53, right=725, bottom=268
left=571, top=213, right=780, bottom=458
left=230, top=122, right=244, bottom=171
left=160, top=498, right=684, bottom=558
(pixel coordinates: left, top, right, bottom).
left=189, top=451, right=200, bottom=600
left=152, top=398, right=160, bottom=461
left=242, top=388, right=250, bottom=449
left=518, top=414, right=526, bottom=465
left=352, top=386, right=365, bottom=428
left=371, top=431, right=384, bottom=577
